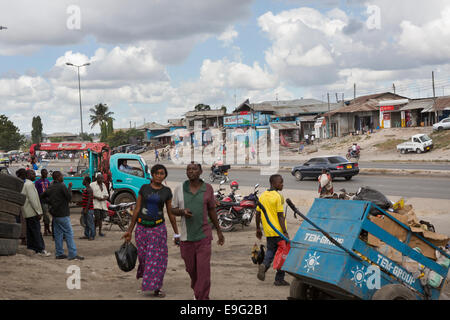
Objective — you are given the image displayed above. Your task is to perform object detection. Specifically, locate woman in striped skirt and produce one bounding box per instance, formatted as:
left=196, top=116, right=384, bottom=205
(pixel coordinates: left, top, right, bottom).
left=122, top=164, right=179, bottom=298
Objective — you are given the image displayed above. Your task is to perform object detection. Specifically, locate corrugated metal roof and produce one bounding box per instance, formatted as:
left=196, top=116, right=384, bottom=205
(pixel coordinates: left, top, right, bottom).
left=399, top=99, right=434, bottom=111
left=433, top=96, right=450, bottom=111
left=137, top=122, right=168, bottom=130
left=326, top=92, right=408, bottom=116
left=185, top=109, right=226, bottom=117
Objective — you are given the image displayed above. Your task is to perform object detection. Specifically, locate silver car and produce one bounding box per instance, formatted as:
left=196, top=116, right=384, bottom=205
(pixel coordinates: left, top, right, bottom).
left=433, top=117, right=450, bottom=131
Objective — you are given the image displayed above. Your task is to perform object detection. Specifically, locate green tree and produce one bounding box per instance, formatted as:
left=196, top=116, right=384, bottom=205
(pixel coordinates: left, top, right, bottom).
left=106, top=128, right=144, bottom=148
left=89, top=103, right=115, bottom=129
left=89, top=103, right=115, bottom=142
left=31, top=116, right=43, bottom=144
left=194, top=103, right=211, bottom=111
left=220, top=105, right=227, bottom=113
left=0, top=115, right=25, bottom=151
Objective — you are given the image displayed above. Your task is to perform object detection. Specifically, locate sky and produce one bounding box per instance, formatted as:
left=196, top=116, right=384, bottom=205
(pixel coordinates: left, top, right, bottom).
left=1, top=0, right=450, bottom=135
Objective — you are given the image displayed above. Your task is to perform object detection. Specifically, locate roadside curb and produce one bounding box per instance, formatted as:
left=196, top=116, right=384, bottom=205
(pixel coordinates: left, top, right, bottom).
left=161, top=164, right=450, bottom=177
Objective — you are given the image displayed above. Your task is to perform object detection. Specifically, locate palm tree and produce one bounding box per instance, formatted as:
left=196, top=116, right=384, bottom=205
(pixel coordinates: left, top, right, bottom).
left=89, top=103, right=115, bottom=129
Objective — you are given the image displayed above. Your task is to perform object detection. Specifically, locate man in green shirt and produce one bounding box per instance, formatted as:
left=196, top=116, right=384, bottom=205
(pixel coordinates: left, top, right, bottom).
left=172, top=162, right=225, bottom=300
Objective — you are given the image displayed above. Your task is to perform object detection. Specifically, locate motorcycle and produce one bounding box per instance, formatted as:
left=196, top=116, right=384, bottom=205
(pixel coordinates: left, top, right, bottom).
left=105, top=202, right=135, bottom=231
left=346, top=148, right=360, bottom=161
left=216, top=184, right=259, bottom=232
left=79, top=201, right=135, bottom=232
left=214, top=180, right=227, bottom=204
left=209, top=164, right=230, bottom=183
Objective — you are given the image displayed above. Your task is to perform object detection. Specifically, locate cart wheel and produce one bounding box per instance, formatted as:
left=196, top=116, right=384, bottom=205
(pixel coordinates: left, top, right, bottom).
left=289, top=278, right=321, bottom=300
left=372, top=284, right=417, bottom=300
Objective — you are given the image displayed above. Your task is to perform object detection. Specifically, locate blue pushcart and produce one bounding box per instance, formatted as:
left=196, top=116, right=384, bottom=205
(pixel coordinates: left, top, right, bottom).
left=262, top=198, right=450, bottom=300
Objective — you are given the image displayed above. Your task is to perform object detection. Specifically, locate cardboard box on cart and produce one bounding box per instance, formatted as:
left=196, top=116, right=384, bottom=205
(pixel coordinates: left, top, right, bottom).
left=367, top=212, right=449, bottom=261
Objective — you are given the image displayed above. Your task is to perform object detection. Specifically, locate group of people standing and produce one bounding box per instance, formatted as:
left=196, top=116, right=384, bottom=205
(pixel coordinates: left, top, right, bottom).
left=16, top=168, right=84, bottom=260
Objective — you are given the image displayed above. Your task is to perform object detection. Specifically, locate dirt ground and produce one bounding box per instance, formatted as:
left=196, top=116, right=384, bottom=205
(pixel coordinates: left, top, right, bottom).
left=1, top=181, right=448, bottom=300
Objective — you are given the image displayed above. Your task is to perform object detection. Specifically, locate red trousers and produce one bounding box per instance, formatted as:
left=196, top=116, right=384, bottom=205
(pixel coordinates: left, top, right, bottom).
left=180, top=238, right=212, bottom=300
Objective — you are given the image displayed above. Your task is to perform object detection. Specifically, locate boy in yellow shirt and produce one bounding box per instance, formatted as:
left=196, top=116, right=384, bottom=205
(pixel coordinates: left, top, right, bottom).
left=255, top=174, right=290, bottom=286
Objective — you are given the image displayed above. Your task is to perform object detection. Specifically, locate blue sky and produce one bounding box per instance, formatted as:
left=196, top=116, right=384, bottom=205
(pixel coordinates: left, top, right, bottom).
left=1, top=0, right=450, bottom=134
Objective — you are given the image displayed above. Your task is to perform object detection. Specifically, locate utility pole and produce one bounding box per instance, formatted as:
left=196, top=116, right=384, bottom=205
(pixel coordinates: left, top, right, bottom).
left=432, top=71, right=438, bottom=123
left=393, top=83, right=396, bottom=94
left=353, top=83, right=356, bottom=101
left=327, top=93, right=331, bottom=139
left=335, top=93, right=339, bottom=103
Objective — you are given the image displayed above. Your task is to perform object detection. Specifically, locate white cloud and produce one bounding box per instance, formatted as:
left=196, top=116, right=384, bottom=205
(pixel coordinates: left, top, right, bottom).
left=217, top=26, right=239, bottom=47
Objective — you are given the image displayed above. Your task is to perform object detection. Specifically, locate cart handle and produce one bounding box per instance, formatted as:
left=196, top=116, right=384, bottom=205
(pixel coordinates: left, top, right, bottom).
left=286, top=198, right=363, bottom=262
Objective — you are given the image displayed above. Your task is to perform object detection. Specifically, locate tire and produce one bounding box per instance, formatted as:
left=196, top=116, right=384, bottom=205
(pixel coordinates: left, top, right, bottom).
left=0, top=188, right=26, bottom=206
left=114, top=192, right=135, bottom=205
left=345, top=176, right=352, bottom=181
left=209, top=173, right=215, bottom=182
left=416, top=149, right=422, bottom=154
left=438, top=126, right=443, bottom=132
left=0, top=212, right=17, bottom=224
left=0, top=174, right=24, bottom=193
left=294, top=171, right=303, bottom=181
left=400, top=149, right=406, bottom=154
left=117, top=211, right=131, bottom=231
left=217, top=209, right=235, bottom=232
left=0, top=222, right=21, bottom=239
left=346, top=153, right=350, bottom=160
left=289, top=278, right=321, bottom=300
left=372, top=284, right=417, bottom=300
left=0, top=199, right=21, bottom=216
left=0, top=238, right=19, bottom=256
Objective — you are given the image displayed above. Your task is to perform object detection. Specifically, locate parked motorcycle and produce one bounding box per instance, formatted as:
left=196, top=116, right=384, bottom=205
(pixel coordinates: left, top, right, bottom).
left=346, top=148, right=360, bottom=161
left=80, top=201, right=135, bottom=232
left=216, top=184, right=259, bottom=232
left=209, top=164, right=230, bottom=183
left=214, top=180, right=227, bottom=204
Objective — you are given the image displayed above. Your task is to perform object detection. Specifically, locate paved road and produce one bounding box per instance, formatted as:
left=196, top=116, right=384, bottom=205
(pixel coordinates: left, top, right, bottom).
left=166, top=168, right=450, bottom=200
left=11, top=162, right=450, bottom=199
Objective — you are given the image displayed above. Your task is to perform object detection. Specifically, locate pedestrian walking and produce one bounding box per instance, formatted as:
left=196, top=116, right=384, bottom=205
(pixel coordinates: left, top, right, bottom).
left=18, top=169, right=50, bottom=256
left=41, top=171, right=83, bottom=260
left=251, top=145, right=256, bottom=160
left=91, top=174, right=109, bottom=237
left=171, top=162, right=225, bottom=300
left=122, top=164, right=179, bottom=298
left=79, top=177, right=96, bottom=240
left=255, top=174, right=290, bottom=286
left=35, top=169, right=52, bottom=236
left=318, top=169, right=333, bottom=198
left=155, top=149, right=160, bottom=162
left=298, top=141, right=305, bottom=154
left=310, top=135, right=315, bottom=145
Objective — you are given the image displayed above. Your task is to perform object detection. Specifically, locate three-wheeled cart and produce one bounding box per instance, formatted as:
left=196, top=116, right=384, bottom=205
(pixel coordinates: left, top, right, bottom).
left=273, top=198, right=449, bottom=300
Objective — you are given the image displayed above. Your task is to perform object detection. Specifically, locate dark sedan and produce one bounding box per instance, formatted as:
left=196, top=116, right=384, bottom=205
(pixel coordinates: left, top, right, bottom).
left=291, top=156, right=359, bottom=181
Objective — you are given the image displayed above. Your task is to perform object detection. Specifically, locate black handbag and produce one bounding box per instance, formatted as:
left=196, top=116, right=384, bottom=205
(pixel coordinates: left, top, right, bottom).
left=115, top=241, right=138, bottom=272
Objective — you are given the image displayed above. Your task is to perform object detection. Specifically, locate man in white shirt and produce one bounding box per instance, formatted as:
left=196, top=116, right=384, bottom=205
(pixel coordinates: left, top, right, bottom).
left=18, top=169, right=50, bottom=256
left=90, top=173, right=109, bottom=237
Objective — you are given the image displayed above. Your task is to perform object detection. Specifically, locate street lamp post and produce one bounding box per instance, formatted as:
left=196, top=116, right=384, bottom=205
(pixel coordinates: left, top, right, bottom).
left=66, top=62, right=90, bottom=135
